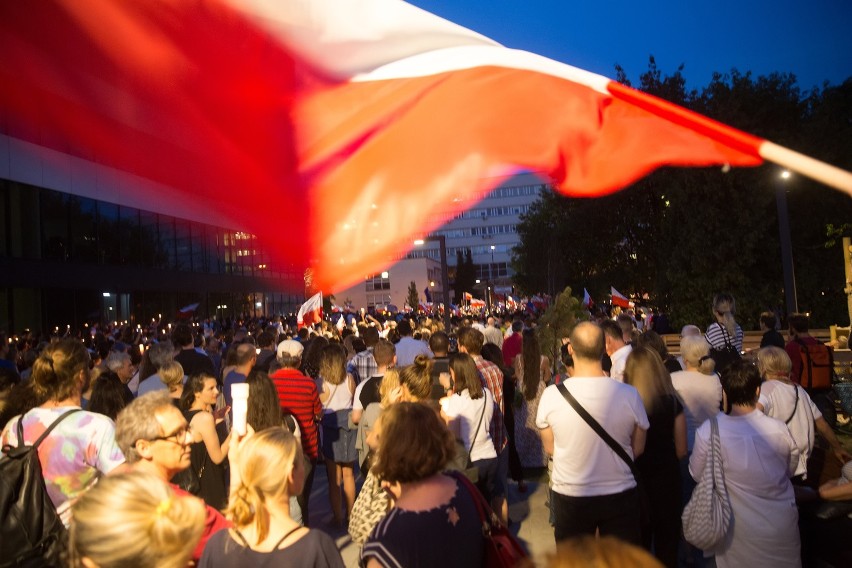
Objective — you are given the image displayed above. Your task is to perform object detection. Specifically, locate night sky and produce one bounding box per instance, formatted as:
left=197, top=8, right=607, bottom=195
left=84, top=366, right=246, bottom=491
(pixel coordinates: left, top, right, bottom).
left=410, top=0, right=852, bottom=91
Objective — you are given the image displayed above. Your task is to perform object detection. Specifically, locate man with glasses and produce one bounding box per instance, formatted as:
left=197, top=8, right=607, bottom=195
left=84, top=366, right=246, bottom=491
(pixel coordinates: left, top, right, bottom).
left=115, top=391, right=229, bottom=561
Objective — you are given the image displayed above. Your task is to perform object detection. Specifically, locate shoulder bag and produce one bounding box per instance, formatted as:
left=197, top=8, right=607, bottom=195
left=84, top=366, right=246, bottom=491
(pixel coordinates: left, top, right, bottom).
left=681, top=416, right=732, bottom=550
left=555, top=383, right=649, bottom=527
left=450, top=471, right=528, bottom=567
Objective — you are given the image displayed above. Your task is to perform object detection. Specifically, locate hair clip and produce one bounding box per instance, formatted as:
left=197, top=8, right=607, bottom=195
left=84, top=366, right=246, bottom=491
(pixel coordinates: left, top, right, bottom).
left=155, top=498, right=171, bottom=516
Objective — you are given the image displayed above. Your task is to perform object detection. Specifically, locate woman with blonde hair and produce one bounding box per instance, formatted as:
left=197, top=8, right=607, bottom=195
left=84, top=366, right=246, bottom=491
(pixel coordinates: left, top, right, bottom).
left=180, top=373, right=230, bottom=510
left=317, top=343, right=357, bottom=527
left=756, top=346, right=851, bottom=480
left=513, top=328, right=550, bottom=468
left=398, top=354, right=433, bottom=402
left=158, top=360, right=184, bottom=406
left=69, top=470, right=205, bottom=568
left=671, top=335, right=722, bottom=453
left=623, top=347, right=686, bottom=567
left=199, top=427, right=344, bottom=567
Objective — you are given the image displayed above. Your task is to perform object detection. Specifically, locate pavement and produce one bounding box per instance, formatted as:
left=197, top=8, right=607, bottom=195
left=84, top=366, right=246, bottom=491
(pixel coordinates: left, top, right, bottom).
left=304, top=466, right=556, bottom=567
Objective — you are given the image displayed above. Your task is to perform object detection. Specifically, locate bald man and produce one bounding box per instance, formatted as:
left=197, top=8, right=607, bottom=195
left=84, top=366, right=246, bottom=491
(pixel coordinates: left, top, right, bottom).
left=536, top=322, right=649, bottom=545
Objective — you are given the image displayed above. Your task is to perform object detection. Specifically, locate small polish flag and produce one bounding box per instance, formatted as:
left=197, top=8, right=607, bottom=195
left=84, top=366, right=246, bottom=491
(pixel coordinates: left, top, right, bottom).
left=610, top=287, right=632, bottom=309
left=297, top=292, right=323, bottom=329
left=582, top=289, right=594, bottom=309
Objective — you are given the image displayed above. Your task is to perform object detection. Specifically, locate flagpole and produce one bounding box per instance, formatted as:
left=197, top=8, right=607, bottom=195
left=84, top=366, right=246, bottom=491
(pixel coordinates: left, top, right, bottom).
left=607, top=82, right=852, bottom=195
left=759, top=142, right=852, bottom=195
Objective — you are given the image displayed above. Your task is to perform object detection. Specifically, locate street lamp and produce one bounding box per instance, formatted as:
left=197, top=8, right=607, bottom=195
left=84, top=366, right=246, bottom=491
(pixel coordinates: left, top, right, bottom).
left=776, top=170, right=798, bottom=316
left=414, top=236, right=451, bottom=331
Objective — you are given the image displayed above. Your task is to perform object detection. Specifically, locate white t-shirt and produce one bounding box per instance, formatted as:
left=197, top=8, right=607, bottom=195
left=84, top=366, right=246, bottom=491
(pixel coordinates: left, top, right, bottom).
left=536, top=377, right=649, bottom=497
left=759, top=380, right=821, bottom=477
left=671, top=370, right=723, bottom=451
left=609, top=344, right=632, bottom=382
left=443, top=388, right=497, bottom=462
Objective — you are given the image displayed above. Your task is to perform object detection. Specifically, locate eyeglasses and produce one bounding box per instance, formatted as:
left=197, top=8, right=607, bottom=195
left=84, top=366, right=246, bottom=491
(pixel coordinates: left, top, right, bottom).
left=150, top=425, right=192, bottom=445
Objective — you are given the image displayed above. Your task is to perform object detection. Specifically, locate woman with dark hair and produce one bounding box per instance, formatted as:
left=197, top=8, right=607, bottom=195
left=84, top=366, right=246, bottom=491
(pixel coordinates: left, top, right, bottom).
left=634, top=331, right=682, bottom=374
left=361, top=402, right=484, bottom=568
left=513, top=328, right=550, bottom=469
left=181, top=373, right=231, bottom=510
left=0, top=339, right=124, bottom=526
left=688, top=360, right=799, bottom=567
left=301, top=336, right=329, bottom=380
left=88, top=371, right=132, bottom=421
left=623, top=348, right=686, bottom=568
left=441, top=352, right=498, bottom=500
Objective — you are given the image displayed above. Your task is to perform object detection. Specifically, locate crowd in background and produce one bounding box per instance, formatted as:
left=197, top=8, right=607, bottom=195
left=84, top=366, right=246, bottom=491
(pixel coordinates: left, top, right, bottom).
left=2, top=292, right=852, bottom=567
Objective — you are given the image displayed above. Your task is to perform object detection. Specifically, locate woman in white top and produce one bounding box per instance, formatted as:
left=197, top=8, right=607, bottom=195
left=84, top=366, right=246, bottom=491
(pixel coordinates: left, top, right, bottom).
left=440, top=352, right=497, bottom=499
left=756, top=346, right=851, bottom=480
left=317, top=343, right=356, bottom=527
left=689, top=360, right=800, bottom=567
left=670, top=336, right=723, bottom=452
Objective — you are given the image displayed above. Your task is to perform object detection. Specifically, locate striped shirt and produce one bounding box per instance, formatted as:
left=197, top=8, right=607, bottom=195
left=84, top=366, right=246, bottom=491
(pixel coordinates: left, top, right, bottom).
left=705, top=322, right=744, bottom=352
left=473, top=355, right=508, bottom=452
left=270, top=368, right=322, bottom=462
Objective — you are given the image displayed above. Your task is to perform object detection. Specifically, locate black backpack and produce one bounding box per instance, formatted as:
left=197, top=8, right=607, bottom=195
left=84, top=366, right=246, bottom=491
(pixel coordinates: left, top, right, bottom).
left=708, top=324, right=741, bottom=375
left=0, top=409, right=81, bottom=568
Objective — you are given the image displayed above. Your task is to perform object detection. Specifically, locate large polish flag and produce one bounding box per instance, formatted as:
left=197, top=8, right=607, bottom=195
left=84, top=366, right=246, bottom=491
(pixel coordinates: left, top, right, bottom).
left=610, top=287, right=633, bottom=309
left=1, top=1, right=848, bottom=292
left=297, top=292, right=323, bottom=329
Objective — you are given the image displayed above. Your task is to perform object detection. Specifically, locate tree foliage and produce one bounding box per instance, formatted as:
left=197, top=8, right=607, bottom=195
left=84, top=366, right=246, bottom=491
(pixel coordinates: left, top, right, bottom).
left=452, top=248, right=476, bottom=304
left=537, top=286, right=586, bottom=373
left=406, top=281, right=419, bottom=311
left=513, top=61, right=852, bottom=329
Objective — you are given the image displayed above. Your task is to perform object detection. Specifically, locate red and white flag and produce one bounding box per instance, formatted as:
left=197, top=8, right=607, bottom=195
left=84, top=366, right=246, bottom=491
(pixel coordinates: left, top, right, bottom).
left=297, top=292, right=323, bottom=329
left=610, top=287, right=633, bottom=309
left=582, top=289, right=594, bottom=309
left=1, top=1, right=847, bottom=293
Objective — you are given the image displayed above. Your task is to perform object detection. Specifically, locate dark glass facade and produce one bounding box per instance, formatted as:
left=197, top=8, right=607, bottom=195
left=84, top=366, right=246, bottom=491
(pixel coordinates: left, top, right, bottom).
left=0, top=178, right=305, bottom=331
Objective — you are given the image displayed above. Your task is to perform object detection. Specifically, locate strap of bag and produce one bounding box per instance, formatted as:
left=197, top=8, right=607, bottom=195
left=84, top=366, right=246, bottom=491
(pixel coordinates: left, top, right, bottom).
left=16, top=408, right=82, bottom=450
left=556, top=383, right=637, bottom=478
left=785, top=384, right=799, bottom=424
left=467, top=395, right=487, bottom=464
left=718, top=323, right=735, bottom=350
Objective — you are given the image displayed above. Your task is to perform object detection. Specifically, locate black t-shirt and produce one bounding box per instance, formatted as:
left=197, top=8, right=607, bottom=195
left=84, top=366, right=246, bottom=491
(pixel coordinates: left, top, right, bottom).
left=359, top=375, right=383, bottom=409
left=429, top=357, right=450, bottom=401
left=637, top=393, right=683, bottom=473
left=175, top=349, right=215, bottom=378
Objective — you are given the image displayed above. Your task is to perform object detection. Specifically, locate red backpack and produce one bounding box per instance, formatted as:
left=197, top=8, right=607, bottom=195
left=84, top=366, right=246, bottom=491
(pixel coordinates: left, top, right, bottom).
left=794, top=338, right=834, bottom=391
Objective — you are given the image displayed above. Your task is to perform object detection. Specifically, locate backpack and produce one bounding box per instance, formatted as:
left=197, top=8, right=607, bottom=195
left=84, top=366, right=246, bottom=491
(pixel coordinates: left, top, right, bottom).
left=0, top=409, right=81, bottom=568
left=794, top=338, right=834, bottom=391
left=708, top=324, right=741, bottom=375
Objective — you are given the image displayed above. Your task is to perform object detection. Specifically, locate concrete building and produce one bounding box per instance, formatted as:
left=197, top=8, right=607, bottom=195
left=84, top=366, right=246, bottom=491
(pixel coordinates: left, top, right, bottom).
left=331, top=257, right=444, bottom=313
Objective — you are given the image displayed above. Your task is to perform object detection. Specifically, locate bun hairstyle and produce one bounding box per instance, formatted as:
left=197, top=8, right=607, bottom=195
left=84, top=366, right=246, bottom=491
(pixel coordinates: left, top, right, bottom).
left=31, top=339, right=90, bottom=403
left=69, top=470, right=205, bottom=568
left=226, top=427, right=303, bottom=543
left=679, top=336, right=716, bottom=375
left=399, top=355, right=433, bottom=401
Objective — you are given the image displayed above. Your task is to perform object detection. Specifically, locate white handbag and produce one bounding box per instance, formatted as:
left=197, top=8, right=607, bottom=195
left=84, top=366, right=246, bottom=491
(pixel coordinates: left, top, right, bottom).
left=682, top=416, right=732, bottom=550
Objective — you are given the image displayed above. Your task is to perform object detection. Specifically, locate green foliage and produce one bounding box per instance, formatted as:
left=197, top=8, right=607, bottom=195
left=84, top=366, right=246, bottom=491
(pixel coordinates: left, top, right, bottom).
left=452, top=248, right=476, bottom=304
left=536, top=286, right=586, bottom=373
left=512, top=60, right=852, bottom=330
left=406, top=281, right=419, bottom=311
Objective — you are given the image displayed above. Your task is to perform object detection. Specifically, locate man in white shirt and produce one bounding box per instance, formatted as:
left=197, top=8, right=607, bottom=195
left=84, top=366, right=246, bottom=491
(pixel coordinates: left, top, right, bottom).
left=393, top=319, right=431, bottom=367
left=602, top=320, right=631, bottom=382
left=537, top=321, right=648, bottom=544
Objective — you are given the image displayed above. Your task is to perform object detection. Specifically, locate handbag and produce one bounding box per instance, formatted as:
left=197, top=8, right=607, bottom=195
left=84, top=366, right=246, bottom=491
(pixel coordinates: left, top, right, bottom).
left=555, top=383, right=649, bottom=527
left=348, top=470, right=390, bottom=545
left=448, top=395, right=486, bottom=483
left=450, top=471, right=528, bottom=567
left=681, top=416, right=732, bottom=550
left=708, top=324, right=741, bottom=374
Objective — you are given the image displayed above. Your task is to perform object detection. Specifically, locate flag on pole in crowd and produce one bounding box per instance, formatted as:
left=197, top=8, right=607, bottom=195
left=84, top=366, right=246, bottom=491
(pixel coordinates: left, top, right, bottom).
left=424, top=287, right=432, bottom=303
left=610, top=287, right=632, bottom=309
left=1, top=1, right=849, bottom=294
left=297, top=292, right=323, bottom=329
left=582, top=289, right=594, bottom=309
left=176, top=303, right=200, bottom=319
left=335, top=313, right=346, bottom=332
left=463, top=292, right=474, bottom=302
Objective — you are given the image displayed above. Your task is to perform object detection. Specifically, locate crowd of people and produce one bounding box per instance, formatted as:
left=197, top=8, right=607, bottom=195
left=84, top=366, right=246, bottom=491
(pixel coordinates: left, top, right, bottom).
left=1, top=292, right=851, bottom=567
